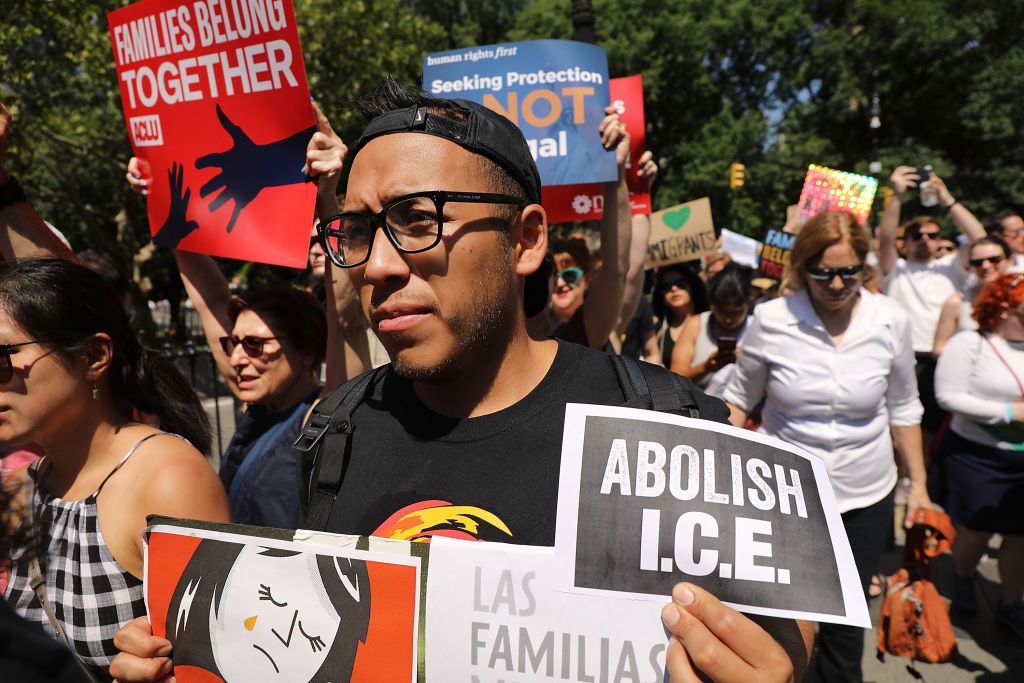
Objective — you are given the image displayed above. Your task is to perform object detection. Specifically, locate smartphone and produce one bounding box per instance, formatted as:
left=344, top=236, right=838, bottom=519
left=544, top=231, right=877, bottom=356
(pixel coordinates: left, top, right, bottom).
left=916, top=165, right=932, bottom=183
left=716, top=336, right=737, bottom=365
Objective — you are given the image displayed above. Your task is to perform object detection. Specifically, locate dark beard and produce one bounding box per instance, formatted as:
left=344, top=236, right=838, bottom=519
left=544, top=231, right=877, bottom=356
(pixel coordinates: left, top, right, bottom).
left=390, top=267, right=519, bottom=383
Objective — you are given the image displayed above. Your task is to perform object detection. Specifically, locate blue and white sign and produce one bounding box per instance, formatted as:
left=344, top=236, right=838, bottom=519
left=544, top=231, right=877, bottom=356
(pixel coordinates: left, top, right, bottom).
left=422, top=40, right=616, bottom=186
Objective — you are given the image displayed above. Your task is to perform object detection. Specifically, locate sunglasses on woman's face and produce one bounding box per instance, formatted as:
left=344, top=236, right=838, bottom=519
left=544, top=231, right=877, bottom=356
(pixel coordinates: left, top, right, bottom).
left=0, top=340, right=52, bottom=383
left=968, top=255, right=1004, bottom=268
left=557, top=267, right=585, bottom=286
left=659, top=278, right=689, bottom=293
left=218, top=335, right=284, bottom=357
left=806, top=263, right=864, bottom=282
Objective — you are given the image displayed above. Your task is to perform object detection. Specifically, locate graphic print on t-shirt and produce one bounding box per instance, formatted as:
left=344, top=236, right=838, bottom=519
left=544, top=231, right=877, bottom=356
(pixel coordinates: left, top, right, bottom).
left=372, top=500, right=513, bottom=542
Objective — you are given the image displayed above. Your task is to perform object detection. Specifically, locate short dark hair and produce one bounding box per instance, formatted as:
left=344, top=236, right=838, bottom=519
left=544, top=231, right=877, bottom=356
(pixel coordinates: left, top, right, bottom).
left=983, top=209, right=1021, bottom=236
left=708, top=262, right=753, bottom=305
left=901, top=215, right=941, bottom=240
left=356, top=77, right=529, bottom=220
left=549, top=237, right=593, bottom=274
left=227, top=285, right=326, bottom=367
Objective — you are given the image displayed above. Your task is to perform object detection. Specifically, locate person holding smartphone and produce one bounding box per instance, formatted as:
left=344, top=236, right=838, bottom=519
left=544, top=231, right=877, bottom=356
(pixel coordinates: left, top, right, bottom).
left=670, top=262, right=752, bottom=397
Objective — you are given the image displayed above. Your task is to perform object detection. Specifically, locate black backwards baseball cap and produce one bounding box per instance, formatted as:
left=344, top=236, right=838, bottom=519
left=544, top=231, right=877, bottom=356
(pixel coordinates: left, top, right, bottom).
left=349, top=98, right=551, bottom=316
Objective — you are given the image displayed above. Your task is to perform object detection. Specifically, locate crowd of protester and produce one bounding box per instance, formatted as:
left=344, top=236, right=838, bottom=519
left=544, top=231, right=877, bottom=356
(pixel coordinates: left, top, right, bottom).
left=0, top=74, right=1022, bottom=683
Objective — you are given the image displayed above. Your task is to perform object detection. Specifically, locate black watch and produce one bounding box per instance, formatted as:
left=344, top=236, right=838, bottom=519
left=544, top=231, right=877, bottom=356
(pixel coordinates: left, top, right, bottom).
left=0, top=175, right=28, bottom=210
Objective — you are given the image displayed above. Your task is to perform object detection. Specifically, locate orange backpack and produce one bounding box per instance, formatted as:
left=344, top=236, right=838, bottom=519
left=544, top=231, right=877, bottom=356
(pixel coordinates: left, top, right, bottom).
left=876, top=508, right=958, bottom=665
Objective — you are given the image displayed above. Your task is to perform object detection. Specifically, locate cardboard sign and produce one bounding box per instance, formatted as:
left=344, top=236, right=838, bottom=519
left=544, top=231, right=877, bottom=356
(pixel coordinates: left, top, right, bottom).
left=758, top=228, right=795, bottom=279
left=720, top=228, right=761, bottom=268
left=554, top=404, right=870, bottom=627
left=107, top=0, right=317, bottom=267
left=796, top=165, right=878, bottom=226
left=542, top=75, right=651, bottom=223
left=422, top=40, right=616, bottom=186
left=425, top=539, right=669, bottom=682
left=146, top=523, right=422, bottom=682
left=644, top=197, right=717, bottom=268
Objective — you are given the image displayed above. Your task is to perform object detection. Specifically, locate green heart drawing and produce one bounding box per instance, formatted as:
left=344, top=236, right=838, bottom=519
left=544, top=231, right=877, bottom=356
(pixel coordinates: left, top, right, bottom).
left=662, top=207, right=691, bottom=231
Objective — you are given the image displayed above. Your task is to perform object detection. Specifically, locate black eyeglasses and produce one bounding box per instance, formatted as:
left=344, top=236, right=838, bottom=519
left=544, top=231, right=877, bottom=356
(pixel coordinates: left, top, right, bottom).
left=218, top=335, right=284, bottom=357
left=0, top=339, right=53, bottom=383
left=968, top=255, right=1005, bottom=268
left=316, top=191, right=526, bottom=268
left=806, top=263, right=865, bottom=282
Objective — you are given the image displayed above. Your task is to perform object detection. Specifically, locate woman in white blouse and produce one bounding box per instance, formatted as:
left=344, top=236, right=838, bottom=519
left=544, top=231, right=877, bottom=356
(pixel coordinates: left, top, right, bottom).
left=933, top=273, right=1024, bottom=636
left=723, top=210, right=930, bottom=683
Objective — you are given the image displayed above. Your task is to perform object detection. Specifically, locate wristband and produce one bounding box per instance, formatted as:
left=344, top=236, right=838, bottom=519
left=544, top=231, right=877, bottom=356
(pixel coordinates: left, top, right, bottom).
left=0, top=175, right=27, bottom=211
left=943, top=200, right=959, bottom=215
left=1007, top=401, right=1015, bottom=424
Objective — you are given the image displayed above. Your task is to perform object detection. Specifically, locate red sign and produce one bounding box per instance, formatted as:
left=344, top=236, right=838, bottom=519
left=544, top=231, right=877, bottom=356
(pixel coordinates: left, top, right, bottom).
left=542, top=75, right=651, bottom=223
left=108, top=0, right=316, bottom=267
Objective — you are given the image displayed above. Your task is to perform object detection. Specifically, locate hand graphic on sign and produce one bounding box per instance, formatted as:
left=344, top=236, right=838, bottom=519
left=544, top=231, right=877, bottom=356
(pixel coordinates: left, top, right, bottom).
left=153, top=162, right=199, bottom=248
left=196, top=104, right=314, bottom=234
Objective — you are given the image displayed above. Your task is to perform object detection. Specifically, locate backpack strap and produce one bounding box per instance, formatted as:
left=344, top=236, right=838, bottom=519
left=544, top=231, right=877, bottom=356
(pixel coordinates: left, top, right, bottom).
left=611, top=355, right=701, bottom=418
left=295, top=366, right=386, bottom=531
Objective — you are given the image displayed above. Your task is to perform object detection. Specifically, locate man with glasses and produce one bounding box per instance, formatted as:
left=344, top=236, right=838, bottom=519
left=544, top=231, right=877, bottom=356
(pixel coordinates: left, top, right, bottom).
left=879, top=166, right=987, bottom=454
left=983, top=209, right=1024, bottom=271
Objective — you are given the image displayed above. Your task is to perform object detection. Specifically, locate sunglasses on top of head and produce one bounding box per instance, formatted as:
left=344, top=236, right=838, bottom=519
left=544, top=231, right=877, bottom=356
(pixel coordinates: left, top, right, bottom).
left=806, top=263, right=865, bottom=282
left=218, top=335, right=284, bottom=357
left=0, top=339, right=53, bottom=383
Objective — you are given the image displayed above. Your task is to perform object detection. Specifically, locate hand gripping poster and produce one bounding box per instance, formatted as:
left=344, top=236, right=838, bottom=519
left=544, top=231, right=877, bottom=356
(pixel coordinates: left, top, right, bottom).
left=554, top=404, right=870, bottom=628
left=145, top=521, right=422, bottom=682
left=422, top=40, right=616, bottom=187
left=107, top=0, right=317, bottom=267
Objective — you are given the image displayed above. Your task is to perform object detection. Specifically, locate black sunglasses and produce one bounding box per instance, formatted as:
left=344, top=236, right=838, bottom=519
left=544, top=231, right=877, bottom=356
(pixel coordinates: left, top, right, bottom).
left=659, top=278, right=690, bottom=293
left=317, top=190, right=526, bottom=268
left=0, top=339, right=53, bottom=383
left=806, top=263, right=865, bottom=282
left=968, top=255, right=1004, bottom=268
left=218, top=335, right=284, bottom=357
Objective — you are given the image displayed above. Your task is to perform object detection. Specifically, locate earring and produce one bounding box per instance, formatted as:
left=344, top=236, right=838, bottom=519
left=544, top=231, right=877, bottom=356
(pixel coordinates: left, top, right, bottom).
left=91, top=385, right=99, bottom=401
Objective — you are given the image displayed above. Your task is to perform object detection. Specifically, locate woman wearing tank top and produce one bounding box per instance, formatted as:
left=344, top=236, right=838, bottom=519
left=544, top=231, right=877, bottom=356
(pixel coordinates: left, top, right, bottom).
left=671, top=263, right=752, bottom=396
left=651, top=264, right=707, bottom=367
left=0, top=260, right=230, bottom=681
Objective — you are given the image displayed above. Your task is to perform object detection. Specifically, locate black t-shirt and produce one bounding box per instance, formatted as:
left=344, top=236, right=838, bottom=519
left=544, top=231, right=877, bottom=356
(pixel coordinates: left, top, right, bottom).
left=322, top=341, right=730, bottom=545
left=620, top=295, right=657, bottom=359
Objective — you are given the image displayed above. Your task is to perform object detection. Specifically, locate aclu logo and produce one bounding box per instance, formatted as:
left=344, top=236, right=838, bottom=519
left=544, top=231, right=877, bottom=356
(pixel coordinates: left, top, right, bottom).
left=129, top=115, right=163, bottom=147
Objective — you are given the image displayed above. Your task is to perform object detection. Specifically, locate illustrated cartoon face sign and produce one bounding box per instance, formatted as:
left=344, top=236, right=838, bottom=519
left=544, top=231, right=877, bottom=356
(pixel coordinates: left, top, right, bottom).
left=210, top=547, right=355, bottom=680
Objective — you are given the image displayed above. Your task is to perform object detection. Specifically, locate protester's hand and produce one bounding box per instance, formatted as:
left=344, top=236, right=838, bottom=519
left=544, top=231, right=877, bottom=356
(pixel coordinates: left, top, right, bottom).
left=904, top=482, right=932, bottom=530
left=126, top=157, right=152, bottom=196
left=662, top=583, right=794, bottom=682
left=0, top=98, right=11, bottom=180
left=599, top=105, right=630, bottom=166
left=153, top=161, right=199, bottom=248
left=196, top=104, right=313, bottom=233
left=110, top=616, right=175, bottom=683
left=636, top=150, right=658, bottom=192
left=305, top=101, right=346, bottom=196
left=889, top=166, right=919, bottom=199
left=929, top=173, right=955, bottom=207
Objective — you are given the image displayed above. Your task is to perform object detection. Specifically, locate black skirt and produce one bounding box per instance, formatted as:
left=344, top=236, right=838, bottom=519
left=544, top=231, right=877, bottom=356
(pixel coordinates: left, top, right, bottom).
left=928, top=429, right=1024, bottom=534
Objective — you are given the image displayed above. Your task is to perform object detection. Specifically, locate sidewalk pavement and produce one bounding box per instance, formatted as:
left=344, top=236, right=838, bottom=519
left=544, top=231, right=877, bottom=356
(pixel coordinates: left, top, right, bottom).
left=859, top=508, right=1023, bottom=682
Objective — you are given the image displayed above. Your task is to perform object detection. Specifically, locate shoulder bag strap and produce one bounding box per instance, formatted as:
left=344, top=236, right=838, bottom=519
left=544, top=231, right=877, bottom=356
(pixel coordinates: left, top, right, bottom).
left=298, top=367, right=385, bottom=531
left=612, top=355, right=701, bottom=418
left=21, top=467, right=70, bottom=646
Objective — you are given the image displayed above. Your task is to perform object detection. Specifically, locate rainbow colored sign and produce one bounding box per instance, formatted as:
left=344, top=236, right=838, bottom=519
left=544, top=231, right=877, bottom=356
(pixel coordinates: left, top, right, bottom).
left=796, top=165, right=878, bottom=225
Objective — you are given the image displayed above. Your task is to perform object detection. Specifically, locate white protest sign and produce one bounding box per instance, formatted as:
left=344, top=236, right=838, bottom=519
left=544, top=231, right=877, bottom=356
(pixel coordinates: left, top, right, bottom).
left=425, top=538, right=670, bottom=682
left=554, top=404, right=869, bottom=628
left=720, top=228, right=762, bottom=267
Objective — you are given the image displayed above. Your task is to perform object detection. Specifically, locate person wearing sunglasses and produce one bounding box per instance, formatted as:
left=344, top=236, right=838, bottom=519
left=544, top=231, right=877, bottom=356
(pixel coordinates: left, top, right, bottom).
left=983, top=209, right=1024, bottom=271
left=933, top=236, right=1011, bottom=356
left=723, top=210, right=931, bottom=683
left=879, top=166, right=987, bottom=457
left=932, top=273, right=1024, bottom=636
left=670, top=263, right=750, bottom=398
left=650, top=264, right=708, bottom=367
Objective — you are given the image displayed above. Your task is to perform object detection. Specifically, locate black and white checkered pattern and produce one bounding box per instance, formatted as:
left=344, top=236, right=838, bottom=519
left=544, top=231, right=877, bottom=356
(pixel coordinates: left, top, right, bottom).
left=5, top=456, right=147, bottom=678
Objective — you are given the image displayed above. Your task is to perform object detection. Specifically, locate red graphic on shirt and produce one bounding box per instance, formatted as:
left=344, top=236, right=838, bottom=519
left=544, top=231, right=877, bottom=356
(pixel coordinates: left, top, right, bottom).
left=372, top=500, right=512, bottom=543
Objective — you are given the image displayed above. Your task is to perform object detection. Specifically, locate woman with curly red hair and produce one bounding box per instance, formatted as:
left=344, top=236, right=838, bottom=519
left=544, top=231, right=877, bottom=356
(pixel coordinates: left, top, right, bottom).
left=933, top=273, right=1024, bottom=636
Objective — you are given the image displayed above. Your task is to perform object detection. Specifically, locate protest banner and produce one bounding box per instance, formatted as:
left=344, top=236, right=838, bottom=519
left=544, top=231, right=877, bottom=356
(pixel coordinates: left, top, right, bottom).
left=425, top=538, right=669, bottom=682
left=796, top=165, right=878, bottom=226
left=541, top=75, right=651, bottom=223
left=107, top=0, right=316, bottom=267
left=720, top=228, right=761, bottom=268
left=644, top=197, right=717, bottom=269
left=422, top=40, right=616, bottom=186
left=554, top=404, right=870, bottom=627
left=146, top=522, right=422, bottom=682
left=758, top=228, right=795, bottom=279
